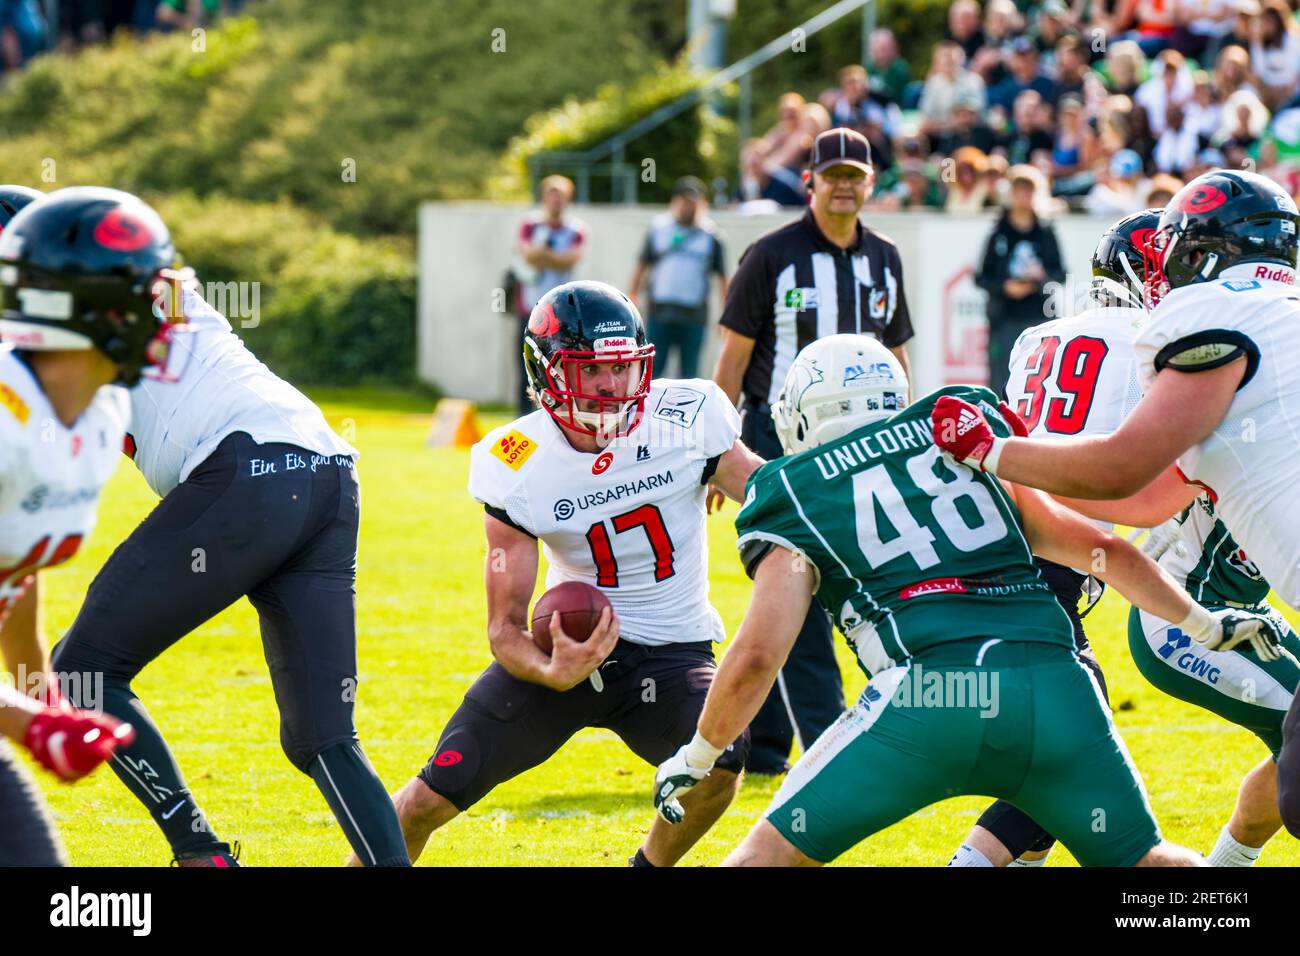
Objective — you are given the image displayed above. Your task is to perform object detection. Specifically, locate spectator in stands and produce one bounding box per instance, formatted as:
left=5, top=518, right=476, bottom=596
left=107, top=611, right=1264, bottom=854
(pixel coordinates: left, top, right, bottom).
left=1033, top=0, right=1075, bottom=60
left=867, top=28, right=913, bottom=105
left=875, top=160, right=944, bottom=210
left=919, top=41, right=988, bottom=142
left=1170, top=0, right=1237, bottom=61
left=1144, top=172, right=1185, bottom=205
left=1185, top=69, right=1224, bottom=140
left=1214, top=43, right=1257, bottom=99
left=976, top=165, right=1065, bottom=397
left=831, top=64, right=902, bottom=171
left=747, top=93, right=815, bottom=206
left=985, top=0, right=1025, bottom=49
left=1053, top=95, right=1099, bottom=178
left=1116, top=0, right=1178, bottom=56
left=1086, top=148, right=1150, bottom=213
left=511, top=174, right=586, bottom=413
left=626, top=177, right=727, bottom=381
left=1135, top=48, right=1194, bottom=135
left=985, top=152, right=1011, bottom=205
left=947, top=0, right=987, bottom=62
left=1053, top=35, right=1093, bottom=106
left=1250, top=0, right=1300, bottom=109
left=934, top=89, right=1001, bottom=155
left=990, top=36, right=1059, bottom=112
left=1127, top=103, right=1160, bottom=167
left=1103, top=39, right=1147, bottom=96
left=945, top=146, right=1000, bottom=212
left=1216, top=86, right=1271, bottom=150
left=1004, top=89, right=1056, bottom=165
left=1154, top=102, right=1202, bottom=174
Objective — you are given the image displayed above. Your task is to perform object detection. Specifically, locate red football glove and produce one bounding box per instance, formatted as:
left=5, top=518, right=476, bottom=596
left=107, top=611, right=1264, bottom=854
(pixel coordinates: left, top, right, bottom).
left=930, top=396, right=1007, bottom=473
left=996, top=401, right=1030, bottom=438
left=23, top=706, right=135, bottom=782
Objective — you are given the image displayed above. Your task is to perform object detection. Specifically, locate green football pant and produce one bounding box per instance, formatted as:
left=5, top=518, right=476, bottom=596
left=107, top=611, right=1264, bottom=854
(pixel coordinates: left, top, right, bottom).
left=763, top=638, right=1160, bottom=866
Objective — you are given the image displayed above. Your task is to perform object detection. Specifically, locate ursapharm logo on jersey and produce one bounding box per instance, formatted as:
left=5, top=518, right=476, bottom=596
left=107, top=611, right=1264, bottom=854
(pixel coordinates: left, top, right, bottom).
left=552, top=469, right=675, bottom=521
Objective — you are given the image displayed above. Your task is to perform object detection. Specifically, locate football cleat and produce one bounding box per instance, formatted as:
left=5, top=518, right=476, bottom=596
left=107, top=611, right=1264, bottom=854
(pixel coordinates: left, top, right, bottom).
left=172, top=840, right=242, bottom=868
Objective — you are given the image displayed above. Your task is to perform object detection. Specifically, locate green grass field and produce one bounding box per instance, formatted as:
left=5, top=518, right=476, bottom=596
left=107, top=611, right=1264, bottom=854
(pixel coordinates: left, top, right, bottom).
left=26, top=388, right=1300, bottom=866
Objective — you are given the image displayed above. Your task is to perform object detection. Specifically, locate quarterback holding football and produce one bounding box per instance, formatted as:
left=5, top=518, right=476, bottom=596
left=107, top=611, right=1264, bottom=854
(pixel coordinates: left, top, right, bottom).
left=375, top=280, right=765, bottom=867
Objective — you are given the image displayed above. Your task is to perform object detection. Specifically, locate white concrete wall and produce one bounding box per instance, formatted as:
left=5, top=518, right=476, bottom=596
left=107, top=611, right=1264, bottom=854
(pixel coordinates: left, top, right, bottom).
left=418, top=201, right=1121, bottom=405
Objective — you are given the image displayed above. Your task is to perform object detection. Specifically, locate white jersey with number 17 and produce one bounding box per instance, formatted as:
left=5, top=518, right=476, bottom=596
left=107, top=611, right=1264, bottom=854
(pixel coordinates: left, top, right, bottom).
left=468, top=378, right=740, bottom=647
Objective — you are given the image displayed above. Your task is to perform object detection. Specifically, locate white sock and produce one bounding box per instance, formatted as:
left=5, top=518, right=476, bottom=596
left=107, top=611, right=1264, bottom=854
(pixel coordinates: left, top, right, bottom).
left=947, top=843, right=994, bottom=867
left=1009, top=853, right=1048, bottom=867
left=1206, top=826, right=1263, bottom=867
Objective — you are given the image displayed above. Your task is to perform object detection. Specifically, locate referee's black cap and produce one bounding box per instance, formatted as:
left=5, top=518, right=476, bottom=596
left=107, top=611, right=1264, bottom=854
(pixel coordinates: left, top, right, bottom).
left=810, top=127, right=873, bottom=175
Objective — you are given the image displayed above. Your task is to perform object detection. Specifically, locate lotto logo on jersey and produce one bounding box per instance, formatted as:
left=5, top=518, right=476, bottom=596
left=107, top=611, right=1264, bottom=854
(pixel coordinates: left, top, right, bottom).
left=0, top=381, right=29, bottom=424
left=491, top=430, right=538, bottom=471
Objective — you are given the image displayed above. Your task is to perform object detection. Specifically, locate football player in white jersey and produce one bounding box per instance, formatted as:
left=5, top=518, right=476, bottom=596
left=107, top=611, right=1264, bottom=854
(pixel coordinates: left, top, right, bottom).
left=947, top=210, right=1187, bottom=867
left=0, top=185, right=144, bottom=865
left=928, top=168, right=1300, bottom=837
left=376, top=281, right=764, bottom=867
left=28, top=190, right=409, bottom=866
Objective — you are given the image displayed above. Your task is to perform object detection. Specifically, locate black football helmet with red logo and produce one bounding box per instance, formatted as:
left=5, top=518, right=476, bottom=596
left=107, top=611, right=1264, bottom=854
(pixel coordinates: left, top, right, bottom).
left=0, top=186, right=193, bottom=385
left=0, top=185, right=42, bottom=228
left=1091, top=208, right=1160, bottom=309
left=1143, top=169, right=1300, bottom=308
left=522, top=280, right=654, bottom=438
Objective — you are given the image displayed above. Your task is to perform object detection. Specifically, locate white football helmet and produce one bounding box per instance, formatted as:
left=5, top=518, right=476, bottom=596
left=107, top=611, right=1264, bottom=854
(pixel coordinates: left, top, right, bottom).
left=772, top=334, right=909, bottom=456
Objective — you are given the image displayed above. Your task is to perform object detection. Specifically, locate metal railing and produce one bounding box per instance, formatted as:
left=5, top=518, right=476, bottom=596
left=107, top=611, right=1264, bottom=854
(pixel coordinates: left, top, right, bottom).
left=528, top=0, right=878, bottom=204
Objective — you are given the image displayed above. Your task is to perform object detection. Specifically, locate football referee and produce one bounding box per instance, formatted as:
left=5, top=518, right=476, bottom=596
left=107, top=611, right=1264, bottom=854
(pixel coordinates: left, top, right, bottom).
left=713, top=127, right=914, bottom=774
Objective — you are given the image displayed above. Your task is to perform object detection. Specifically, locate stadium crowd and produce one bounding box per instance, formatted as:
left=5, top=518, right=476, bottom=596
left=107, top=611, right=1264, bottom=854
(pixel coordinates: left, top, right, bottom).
left=737, top=0, right=1300, bottom=216
left=0, top=0, right=248, bottom=72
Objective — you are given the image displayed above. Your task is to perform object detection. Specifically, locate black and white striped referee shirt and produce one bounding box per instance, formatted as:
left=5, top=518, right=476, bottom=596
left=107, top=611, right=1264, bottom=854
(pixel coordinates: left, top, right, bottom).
left=720, top=209, right=913, bottom=409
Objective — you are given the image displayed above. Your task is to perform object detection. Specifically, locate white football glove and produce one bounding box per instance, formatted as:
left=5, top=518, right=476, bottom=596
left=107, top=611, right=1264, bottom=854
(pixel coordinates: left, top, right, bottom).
left=1179, top=605, right=1283, bottom=662
left=653, top=733, right=722, bottom=824
left=1135, top=519, right=1189, bottom=563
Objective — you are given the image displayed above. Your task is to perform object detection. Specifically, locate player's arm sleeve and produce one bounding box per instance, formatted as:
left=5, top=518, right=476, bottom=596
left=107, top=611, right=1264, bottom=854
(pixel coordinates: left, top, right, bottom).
left=734, top=471, right=822, bottom=589
left=685, top=380, right=742, bottom=469
left=718, top=242, right=770, bottom=339
left=467, top=438, right=539, bottom=537
left=881, top=242, right=914, bottom=348
left=1135, top=287, right=1261, bottom=390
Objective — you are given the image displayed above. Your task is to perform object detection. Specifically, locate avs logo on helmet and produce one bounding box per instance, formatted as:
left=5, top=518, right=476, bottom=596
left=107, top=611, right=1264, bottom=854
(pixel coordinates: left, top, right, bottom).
left=1180, top=184, right=1227, bottom=214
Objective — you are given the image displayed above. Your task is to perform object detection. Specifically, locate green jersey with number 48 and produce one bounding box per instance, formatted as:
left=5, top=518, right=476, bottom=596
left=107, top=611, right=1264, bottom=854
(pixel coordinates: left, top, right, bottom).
left=735, top=385, right=1074, bottom=676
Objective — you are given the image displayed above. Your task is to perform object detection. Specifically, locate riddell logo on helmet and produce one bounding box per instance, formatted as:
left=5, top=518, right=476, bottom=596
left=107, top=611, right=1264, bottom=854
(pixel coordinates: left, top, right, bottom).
left=92, top=209, right=155, bottom=252
left=593, top=336, right=632, bottom=353
left=1255, top=265, right=1294, bottom=281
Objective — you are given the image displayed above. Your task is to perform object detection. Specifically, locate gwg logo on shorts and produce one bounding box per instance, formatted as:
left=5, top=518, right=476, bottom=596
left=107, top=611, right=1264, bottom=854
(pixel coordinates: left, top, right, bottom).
left=1158, top=628, right=1221, bottom=684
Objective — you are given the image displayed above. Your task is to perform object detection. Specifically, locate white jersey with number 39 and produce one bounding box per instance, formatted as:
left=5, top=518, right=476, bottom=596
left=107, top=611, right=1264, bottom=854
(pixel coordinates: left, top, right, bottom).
left=1004, top=306, right=1146, bottom=440
left=469, top=378, right=740, bottom=647
left=1134, top=276, right=1300, bottom=608
left=0, top=346, right=129, bottom=617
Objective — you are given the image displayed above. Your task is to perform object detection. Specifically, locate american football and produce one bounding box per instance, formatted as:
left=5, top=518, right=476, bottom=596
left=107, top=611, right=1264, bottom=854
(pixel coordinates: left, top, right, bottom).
left=530, top=581, right=612, bottom=653
left=3, top=0, right=1300, bottom=937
